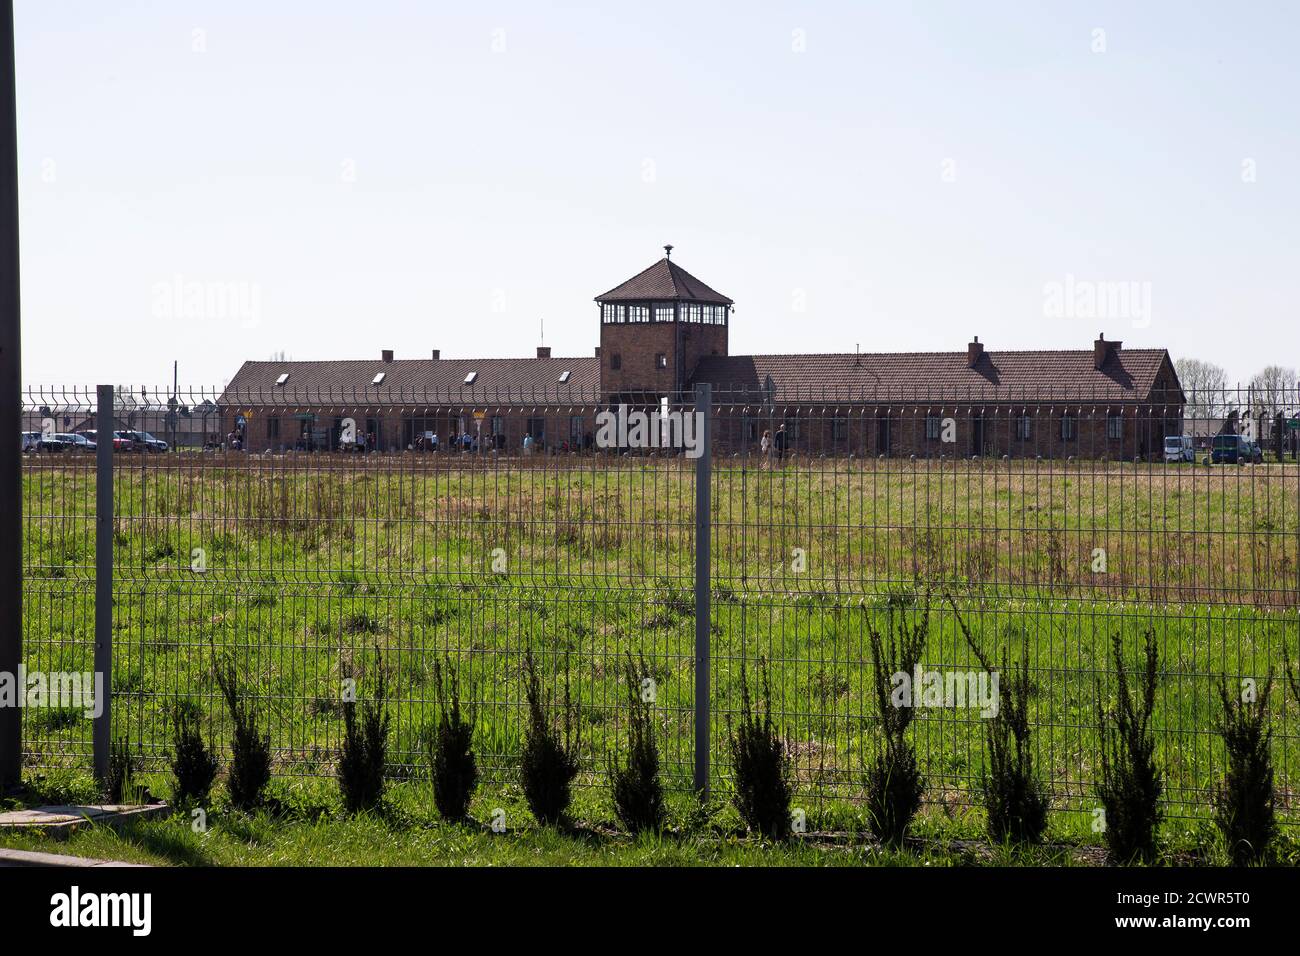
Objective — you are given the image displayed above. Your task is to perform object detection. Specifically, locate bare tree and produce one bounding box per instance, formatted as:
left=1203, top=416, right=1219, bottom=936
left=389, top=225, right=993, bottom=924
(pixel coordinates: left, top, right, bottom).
left=1249, top=365, right=1297, bottom=417
left=1175, top=357, right=1228, bottom=421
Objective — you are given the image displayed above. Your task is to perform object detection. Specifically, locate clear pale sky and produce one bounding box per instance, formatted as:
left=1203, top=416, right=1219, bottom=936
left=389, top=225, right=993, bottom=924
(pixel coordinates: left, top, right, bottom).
left=14, top=0, right=1299, bottom=388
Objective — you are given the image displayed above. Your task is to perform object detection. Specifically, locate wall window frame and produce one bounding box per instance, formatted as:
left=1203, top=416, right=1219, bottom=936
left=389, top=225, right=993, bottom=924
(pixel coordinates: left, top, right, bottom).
left=1107, top=413, right=1123, bottom=440
left=1061, top=414, right=1078, bottom=441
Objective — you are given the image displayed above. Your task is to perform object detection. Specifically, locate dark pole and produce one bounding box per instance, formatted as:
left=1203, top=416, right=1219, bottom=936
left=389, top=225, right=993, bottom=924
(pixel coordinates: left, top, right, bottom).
left=93, top=385, right=114, bottom=784
left=693, top=382, right=711, bottom=797
left=0, top=0, right=22, bottom=793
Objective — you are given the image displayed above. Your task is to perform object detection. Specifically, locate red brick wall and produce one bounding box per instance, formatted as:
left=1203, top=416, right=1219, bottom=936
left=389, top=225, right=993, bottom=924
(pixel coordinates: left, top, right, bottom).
left=598, top=308, right=730, bottom=399
left=222, top=407, right=600, bottom=453
left=710, top=404, right=1182, bottom=461
left=599, top=322, right=678, bottom=397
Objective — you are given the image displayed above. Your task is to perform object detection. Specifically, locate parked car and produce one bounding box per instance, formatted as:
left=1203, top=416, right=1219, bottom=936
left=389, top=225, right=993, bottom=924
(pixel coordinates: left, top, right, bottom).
left=36, top=433, right=76, bottom=452
left=54, top=432, right=96, bottom=452
left=81, top=429, right=136, bottom=452
left=21, top=431, right=40, bottom=452
left=1163, top=435, right=1194, bottom=462
left=1211, top=434, right=1262, bottom=464
left=118, top=429, right=168, bottom=452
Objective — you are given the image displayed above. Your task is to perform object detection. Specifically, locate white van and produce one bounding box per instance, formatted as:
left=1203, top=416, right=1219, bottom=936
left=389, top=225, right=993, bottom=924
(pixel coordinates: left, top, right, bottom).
left=1164, top=435, right=1193, bottom=462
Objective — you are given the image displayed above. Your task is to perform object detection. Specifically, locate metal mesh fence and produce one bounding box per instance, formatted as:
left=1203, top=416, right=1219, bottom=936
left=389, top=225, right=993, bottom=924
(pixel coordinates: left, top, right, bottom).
left=17, top=383, right=1300, bottom=821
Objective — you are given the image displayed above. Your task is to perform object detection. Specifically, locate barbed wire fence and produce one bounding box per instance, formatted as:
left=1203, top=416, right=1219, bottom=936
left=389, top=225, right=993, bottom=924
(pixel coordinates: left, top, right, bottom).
left=16, top=383, right=1300, bottom=822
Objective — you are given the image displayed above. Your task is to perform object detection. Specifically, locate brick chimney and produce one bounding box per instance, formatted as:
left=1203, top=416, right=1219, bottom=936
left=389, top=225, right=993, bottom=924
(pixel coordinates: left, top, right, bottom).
left=431, top=349, right=440, bottom=360
left=967, top=336, right=984, bottom=368
left=381, top=349, right=394, bottom=363
left=1093, top=333, right=1120, bottom=369
left=536, top=346, right=551, bottom=358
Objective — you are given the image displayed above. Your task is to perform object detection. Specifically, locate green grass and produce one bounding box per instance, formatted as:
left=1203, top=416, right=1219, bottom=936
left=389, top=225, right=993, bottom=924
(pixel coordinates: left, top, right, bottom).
left=15, top=456, right=1300, bottom=842
left=5, top=777, right=1294, bottom=867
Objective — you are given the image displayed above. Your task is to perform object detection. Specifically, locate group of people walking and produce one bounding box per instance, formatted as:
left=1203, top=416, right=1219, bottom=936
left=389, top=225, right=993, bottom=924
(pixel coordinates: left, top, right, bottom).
left=759, top=423, right=789, bottom=466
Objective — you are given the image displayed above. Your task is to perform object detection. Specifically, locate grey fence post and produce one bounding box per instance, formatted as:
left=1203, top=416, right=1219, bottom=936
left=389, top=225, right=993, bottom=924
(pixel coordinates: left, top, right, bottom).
left=693, top=383, right=712, bottom=798
left=93, top=384, right=114, bottom=785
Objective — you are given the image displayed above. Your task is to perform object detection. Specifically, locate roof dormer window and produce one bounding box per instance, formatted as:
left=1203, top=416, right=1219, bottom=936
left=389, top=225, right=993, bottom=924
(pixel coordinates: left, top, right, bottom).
left=275, top=372, right=290, bottom=386
left=463, top=371, right=477, bottom=385
left=558, top=370, right=571, bottom=384
left=372, top=372, right=386, bottom=385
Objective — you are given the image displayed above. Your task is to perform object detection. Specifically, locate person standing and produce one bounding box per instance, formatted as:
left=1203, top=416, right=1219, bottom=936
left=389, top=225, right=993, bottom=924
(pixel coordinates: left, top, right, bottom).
left=774, top=423, right=787, bottom=462
left=760, top=428, right=771, bottom=468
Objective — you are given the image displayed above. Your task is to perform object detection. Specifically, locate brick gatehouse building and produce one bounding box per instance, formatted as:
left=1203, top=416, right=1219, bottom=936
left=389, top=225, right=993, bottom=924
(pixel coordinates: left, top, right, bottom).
left=219, top=249, right=1185, bottom=459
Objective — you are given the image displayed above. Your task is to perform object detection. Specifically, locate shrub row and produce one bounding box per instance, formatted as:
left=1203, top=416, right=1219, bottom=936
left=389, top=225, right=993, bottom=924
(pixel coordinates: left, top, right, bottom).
left=159, top=624, right=1285, bottom=864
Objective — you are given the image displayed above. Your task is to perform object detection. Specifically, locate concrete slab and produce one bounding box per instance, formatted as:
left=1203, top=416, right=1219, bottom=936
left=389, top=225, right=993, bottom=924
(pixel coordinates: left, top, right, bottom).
left=0, top=847, right=148, bottom=867
left=0, top=803, right=168, bottom=839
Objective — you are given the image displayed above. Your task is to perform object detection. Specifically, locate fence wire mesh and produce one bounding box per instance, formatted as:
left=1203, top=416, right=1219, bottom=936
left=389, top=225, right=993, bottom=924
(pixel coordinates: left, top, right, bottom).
left=17, top=383, right=1300, bottom=821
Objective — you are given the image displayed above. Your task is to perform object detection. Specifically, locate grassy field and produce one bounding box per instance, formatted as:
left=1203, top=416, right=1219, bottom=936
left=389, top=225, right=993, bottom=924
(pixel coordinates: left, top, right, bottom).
left=15, top=454, right=1300, bottom=839
left=5, top=776, right=1298, bottom=867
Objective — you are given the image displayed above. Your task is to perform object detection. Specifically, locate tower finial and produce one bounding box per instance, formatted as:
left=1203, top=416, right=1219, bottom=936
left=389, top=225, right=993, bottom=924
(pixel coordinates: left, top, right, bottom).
left=664, top=244, right=673, bottom=260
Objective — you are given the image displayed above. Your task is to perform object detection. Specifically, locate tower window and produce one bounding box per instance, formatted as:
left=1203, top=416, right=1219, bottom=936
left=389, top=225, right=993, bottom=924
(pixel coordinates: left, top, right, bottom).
left=628, top=305, right=650, bottom=323
left=655, top=353, right=667, bottom=369
left=654, top=304, right=674, bottom=323
left=602, top=303, right=625, bottom=323
left=610, top=353, right=621, bottom=370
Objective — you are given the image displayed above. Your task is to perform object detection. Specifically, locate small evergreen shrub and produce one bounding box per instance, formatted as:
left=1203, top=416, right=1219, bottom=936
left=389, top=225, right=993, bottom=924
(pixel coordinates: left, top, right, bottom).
left=520, top=650, right=581, bottom=826
left=727, top=657, right=792, bottom=841
left=106, top=735, right=144, bottom=804
left=609, top=652, right=666, bottom=834
left=1214, top=676, right=1275, bottom=865
left=427, top=656, right=478, bottom=821
left=982, top=642, right=1049, bottom=844
left=865, top=600, right=929, bottom=845
left=948, top=599, right=1049, bottom=844
left=1094, top=630, right=1162, bottom=864
left=214, top=656, right=272, bottom=811
left=338, top=656, right=391, bottom=814
left=168, top=699, right=218, bottom=806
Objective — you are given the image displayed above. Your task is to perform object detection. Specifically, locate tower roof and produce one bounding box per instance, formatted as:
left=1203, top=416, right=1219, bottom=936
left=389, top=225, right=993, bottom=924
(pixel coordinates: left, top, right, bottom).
left=595, top=256, right=733, bottom=305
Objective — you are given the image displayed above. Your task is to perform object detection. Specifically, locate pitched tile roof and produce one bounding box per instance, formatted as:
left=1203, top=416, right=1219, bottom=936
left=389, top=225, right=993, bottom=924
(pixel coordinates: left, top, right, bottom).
left=691, top=349, right=1181, bottom=403
left=595, top=258, right=733, bottom=305
left=220, top=355, right=601, bottom=405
